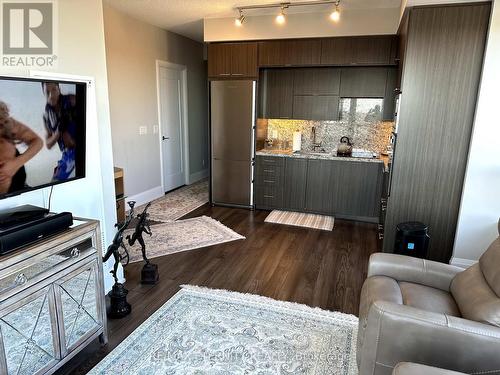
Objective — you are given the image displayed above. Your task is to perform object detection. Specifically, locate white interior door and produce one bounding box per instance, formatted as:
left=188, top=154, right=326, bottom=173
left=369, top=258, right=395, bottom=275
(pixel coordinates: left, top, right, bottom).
left=158, top=65, right=185, bottom=192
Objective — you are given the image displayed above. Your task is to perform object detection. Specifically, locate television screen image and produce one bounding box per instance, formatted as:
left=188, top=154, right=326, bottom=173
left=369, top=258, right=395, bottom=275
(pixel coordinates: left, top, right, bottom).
left=0, top=77, right=86, bottom=199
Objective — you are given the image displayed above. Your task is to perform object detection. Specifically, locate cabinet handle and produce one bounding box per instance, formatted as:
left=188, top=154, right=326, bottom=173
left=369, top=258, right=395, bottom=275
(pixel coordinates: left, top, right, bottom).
left=232, top=73, right=244, bottom=76
left=14, top=273, right=28, bottom=285
left=219, top=73, right=231, bottom=76
left=263, top=180, right=275, bottom=183
left=263, top=169, right=275, bottom=173
left=71, top=247, right=81, bottom=258
left=263, top=159, right=275, bottom=163
left=378, top=233, right=384, bottom=240
left=263, top=195, right=274, bottom=198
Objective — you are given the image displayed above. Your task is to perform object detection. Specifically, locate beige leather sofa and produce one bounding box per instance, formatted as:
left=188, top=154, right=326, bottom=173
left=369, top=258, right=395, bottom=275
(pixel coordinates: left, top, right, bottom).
left=393, top=363, right=466, bottom=375
left=357, top=221, right=500, bottom=375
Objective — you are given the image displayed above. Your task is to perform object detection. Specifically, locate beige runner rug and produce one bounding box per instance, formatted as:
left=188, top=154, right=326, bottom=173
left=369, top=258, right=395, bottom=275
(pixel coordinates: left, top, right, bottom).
left=125, top=216, right=245, bottom=263
left=264, top=210, right=334, bottom=231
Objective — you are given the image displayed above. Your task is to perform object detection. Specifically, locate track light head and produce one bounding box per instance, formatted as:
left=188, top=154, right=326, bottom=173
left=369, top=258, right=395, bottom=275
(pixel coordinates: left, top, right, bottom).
left=235, top=9, right=245, bottom=26
left=276, top=5, right=287, bottom=25
left=330, top=1, right=340, bottom=22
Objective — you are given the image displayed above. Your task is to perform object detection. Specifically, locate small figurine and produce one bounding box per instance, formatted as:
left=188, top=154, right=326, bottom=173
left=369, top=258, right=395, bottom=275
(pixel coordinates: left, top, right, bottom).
left=126, top=202, right=159, bottom=284
left=102, top=201, right=135, bottom=318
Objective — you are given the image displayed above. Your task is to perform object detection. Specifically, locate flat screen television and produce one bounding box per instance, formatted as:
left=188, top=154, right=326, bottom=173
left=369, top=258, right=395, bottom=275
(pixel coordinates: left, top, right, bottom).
left=0, top=76, right=86, bottom=199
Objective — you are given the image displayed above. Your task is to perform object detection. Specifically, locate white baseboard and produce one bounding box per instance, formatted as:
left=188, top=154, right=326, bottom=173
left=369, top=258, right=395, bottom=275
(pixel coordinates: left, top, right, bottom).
left=189, top=169, right=208, bottom=184
left=126, top=185, right=163, bottom=208
left=450, top=257, right=478, bottom=269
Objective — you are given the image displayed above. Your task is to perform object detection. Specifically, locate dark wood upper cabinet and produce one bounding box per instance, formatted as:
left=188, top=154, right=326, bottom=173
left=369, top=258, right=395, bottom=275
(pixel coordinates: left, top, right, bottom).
left=208, top=42, right=258, bottom=79
left=320, top=35, right=398, bottom=66
left=292, top=95, right=339, bottom=121
left=320, top=37, right=351, bottom=65
left=230, top=43, right=258, bottom=77
left=286, top=39, right=321, bottom=66
left=258, top=39, right=321, bottom=67
left=339, top=67, right=388, bottom=97
left=293, top=68, right=341, bottom=95
left=257, top=40, right=286, bottom=66
left=208, top=43, right=231, bottom=77
left=259, top=69, right=294, bottom=119
left=350, top=36, right=397, bottom=65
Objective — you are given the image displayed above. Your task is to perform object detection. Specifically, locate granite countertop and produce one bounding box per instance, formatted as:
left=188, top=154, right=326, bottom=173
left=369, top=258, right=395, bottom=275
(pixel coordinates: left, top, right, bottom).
left=256, top=149, right=388, bottom=170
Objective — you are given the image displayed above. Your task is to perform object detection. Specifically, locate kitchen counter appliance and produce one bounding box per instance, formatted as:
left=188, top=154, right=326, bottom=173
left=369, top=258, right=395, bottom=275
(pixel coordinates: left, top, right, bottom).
left=210, top=80, right=255, bottom=208
left=336, top=136, right=353, bottom=157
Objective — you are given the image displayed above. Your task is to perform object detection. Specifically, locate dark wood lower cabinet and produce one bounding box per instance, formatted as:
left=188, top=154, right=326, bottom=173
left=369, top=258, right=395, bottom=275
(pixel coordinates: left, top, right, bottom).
left=305, top=159, right=384, bottom=220
left=255, top=155, right=384, bottom=222
left=254, top=156, right=284, bottom=209
left=283, top=158, right=308, bottom=211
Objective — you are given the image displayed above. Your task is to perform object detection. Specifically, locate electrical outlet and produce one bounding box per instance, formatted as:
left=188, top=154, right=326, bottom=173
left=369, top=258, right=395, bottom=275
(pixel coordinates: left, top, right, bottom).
left=139, top=126, right=148, bottom=135
left=153, top=125, right=159, bottom=134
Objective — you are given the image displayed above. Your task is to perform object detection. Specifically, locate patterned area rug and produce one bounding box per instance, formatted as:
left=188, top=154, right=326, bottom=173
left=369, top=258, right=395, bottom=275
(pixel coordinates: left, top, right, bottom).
left=138, top=179, right=209, bottom=222
left=265, top=210, right=335, bottom=231
left=89, top=285, right=358, bottom=375
left=125, top=216, right=245, bottom=263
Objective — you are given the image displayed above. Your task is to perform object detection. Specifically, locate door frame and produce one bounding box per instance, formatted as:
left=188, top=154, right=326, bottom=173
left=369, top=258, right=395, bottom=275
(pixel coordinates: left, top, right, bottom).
left=156, top=60, right=190, bottom=192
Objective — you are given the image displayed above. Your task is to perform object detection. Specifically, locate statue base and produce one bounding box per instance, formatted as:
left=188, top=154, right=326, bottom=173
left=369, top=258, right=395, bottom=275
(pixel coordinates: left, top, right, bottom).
left=141, top=262, right=159, bottom=285
left=107, top=283, right=131, bottom=319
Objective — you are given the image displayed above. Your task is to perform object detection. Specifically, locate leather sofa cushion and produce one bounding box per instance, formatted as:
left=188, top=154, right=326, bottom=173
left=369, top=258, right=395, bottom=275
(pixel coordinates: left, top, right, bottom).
left=399, top=282, right=461, bottom=316
left=451, top=263, right=500, bottom=327
left=479, top=237, right=500, bottom=296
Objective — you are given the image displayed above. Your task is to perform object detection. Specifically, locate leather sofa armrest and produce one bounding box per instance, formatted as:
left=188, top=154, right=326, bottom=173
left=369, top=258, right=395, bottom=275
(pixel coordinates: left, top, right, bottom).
left=359, top=301, right=500, bottom=375
left=393, top=363, right=467, bottom=375
left=367, top=253, right=464, bottom=291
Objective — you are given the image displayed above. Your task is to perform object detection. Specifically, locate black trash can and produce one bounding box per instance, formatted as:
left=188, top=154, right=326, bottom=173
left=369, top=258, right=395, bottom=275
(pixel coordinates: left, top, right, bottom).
left=394, top=221, right=430, bottom=259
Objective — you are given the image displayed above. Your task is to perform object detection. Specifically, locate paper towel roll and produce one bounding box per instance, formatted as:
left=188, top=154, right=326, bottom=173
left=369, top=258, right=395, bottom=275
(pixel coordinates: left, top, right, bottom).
left=292, top=131, right=302, bottom=152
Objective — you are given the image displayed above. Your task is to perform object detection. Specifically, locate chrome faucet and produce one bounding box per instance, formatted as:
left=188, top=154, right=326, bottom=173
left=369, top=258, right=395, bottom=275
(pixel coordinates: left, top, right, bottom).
left=311, top=126, right=324, bottom=152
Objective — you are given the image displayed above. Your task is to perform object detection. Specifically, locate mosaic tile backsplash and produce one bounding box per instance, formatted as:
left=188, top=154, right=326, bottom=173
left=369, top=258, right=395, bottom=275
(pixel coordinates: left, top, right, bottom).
left=257, top=98, right=394, bottom=154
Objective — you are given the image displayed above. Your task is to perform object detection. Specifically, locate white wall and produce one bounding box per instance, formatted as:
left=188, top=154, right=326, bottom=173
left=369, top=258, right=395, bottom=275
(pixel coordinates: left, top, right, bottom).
left=452, top=0, right=500, bottom=266
left=204, top=8, right=400, bottom=42
left=0, top=0, right=117, bottom=290
left=103, top=4, right=208, bottom=202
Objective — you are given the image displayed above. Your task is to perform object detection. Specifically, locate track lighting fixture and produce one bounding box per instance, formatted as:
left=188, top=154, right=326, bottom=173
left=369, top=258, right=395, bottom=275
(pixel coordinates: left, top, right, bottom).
left=330, top=0, right=341, bottom=22
left=235, top=9, right=245, bottom=27
left=233, top=1, right=341, bottom=28
left=275, top=5, right=287, bottom=25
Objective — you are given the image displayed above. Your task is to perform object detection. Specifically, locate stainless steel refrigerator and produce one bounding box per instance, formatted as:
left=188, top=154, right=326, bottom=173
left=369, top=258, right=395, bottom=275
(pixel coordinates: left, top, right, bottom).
left=210, top=80, right=255, bottom=208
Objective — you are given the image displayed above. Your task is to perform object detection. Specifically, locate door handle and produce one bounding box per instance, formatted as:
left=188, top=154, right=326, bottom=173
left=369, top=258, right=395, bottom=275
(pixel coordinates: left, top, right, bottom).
left=162, top=136, right=170, bottom=141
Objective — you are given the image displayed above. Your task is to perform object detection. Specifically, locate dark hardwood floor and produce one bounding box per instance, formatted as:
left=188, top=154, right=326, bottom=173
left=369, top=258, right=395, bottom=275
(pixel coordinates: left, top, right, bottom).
left=56, top=204, right=380, bottom=374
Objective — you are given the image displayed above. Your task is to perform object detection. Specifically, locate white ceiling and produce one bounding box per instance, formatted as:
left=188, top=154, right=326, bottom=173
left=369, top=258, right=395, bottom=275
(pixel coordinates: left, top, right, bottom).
left=407, top=0, right=487, bottom=5
left=104, top=0, right=402, bottom=42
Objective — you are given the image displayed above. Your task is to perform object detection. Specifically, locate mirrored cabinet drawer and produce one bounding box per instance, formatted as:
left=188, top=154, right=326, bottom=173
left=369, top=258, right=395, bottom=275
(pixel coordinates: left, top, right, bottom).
left=0, top=239, right=96, bottom=297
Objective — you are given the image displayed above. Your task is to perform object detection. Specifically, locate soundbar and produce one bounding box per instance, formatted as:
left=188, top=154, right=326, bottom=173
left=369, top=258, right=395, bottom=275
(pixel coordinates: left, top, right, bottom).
left=0, top=212, right=73, bottom=255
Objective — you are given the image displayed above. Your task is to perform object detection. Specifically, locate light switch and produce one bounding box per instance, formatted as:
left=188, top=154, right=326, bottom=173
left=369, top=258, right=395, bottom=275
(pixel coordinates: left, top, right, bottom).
left=153, top=125, right=159, bottom=134
left=139, top=126, right=148, bottom=135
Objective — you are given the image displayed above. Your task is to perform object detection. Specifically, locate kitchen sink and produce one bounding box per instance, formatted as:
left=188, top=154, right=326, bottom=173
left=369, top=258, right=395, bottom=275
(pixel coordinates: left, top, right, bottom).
left=302, top=151, right=330, bottom=156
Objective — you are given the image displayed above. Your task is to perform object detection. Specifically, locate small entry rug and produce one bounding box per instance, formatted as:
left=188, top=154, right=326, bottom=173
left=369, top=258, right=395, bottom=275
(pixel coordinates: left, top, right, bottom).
left=125, top=216, right=245, bottom=263
left=89, top=285, right=358, bottom=374
left=265, top=210, right=335, bottom=231
left=138, top=178, right=209, bottom=222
